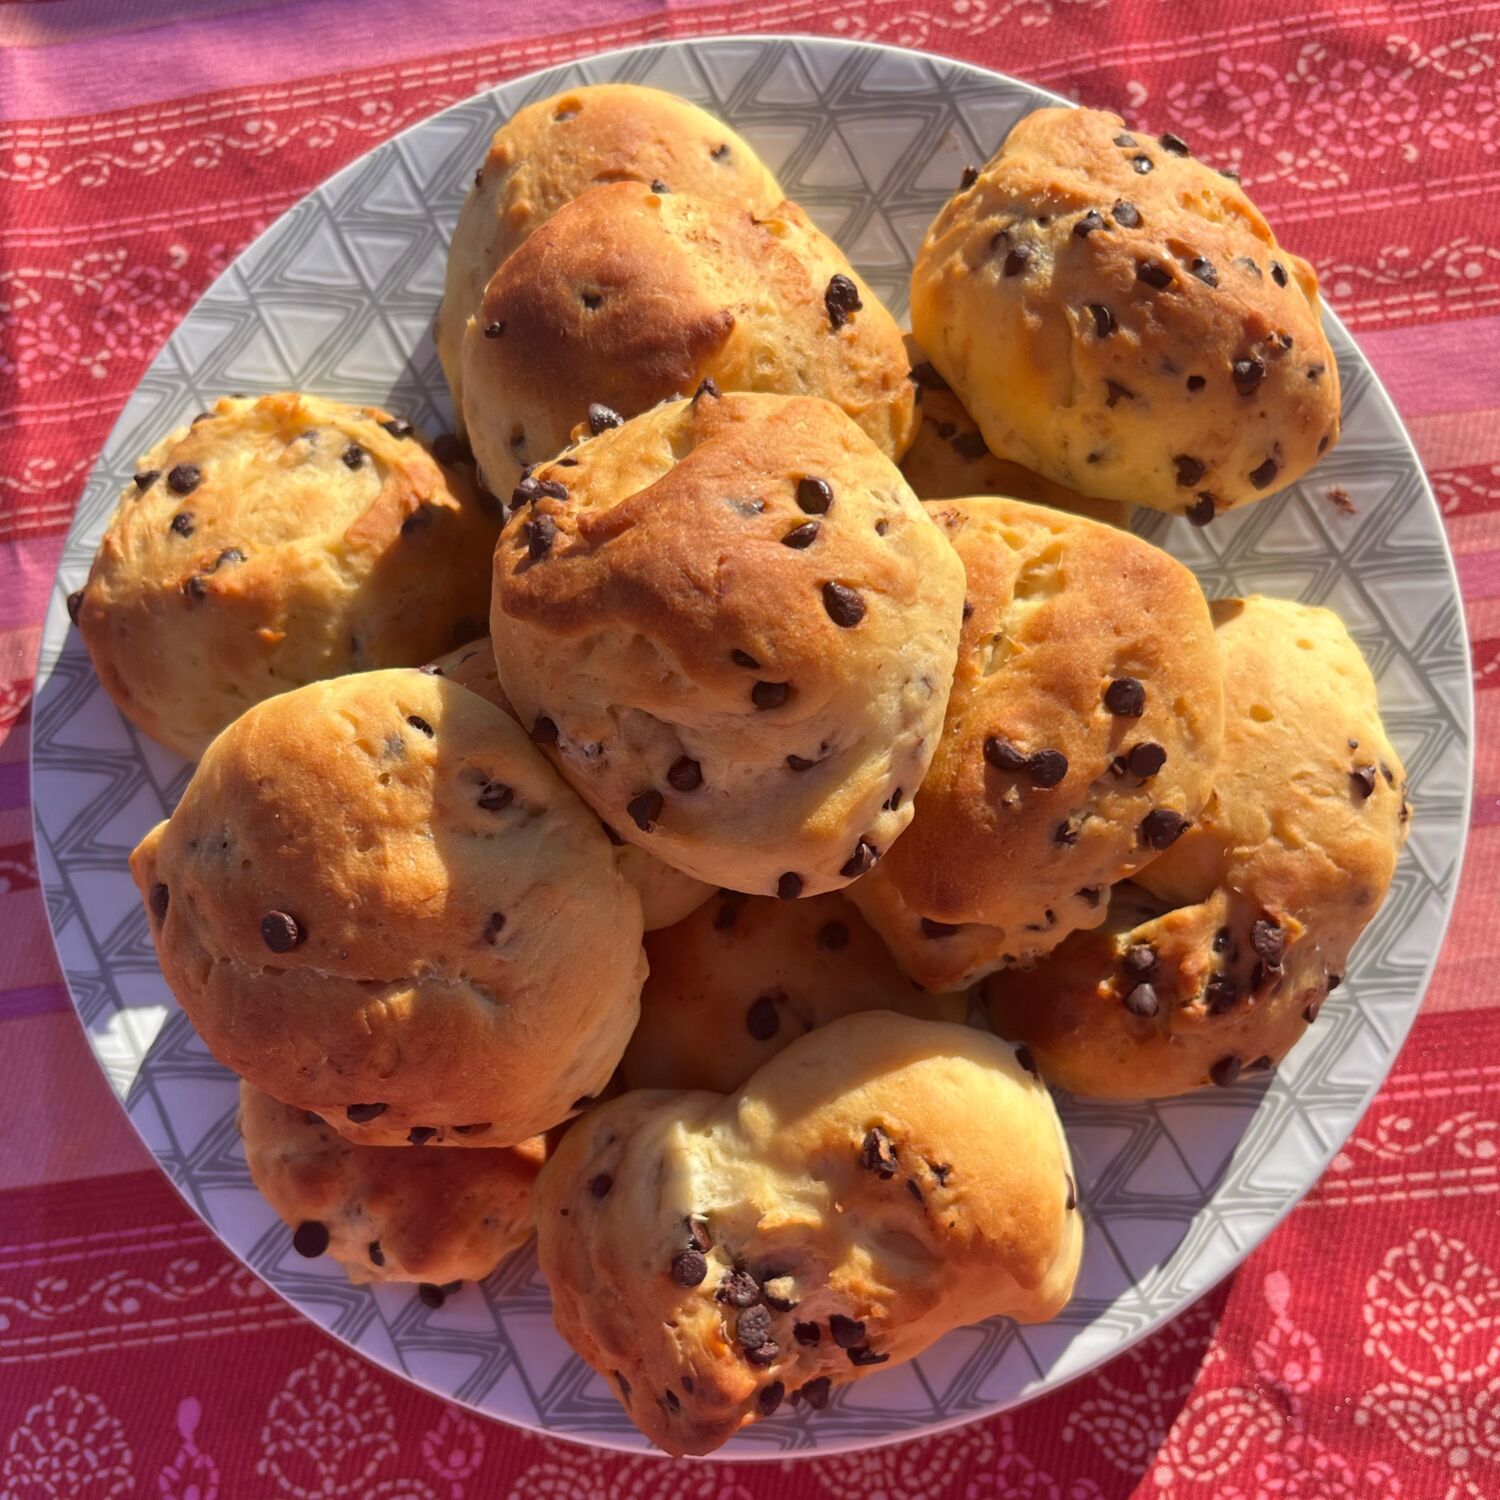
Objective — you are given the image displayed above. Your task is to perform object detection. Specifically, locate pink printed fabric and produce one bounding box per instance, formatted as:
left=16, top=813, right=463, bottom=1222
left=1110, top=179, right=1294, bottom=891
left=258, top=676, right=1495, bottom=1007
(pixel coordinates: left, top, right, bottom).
left=1, top=2, right=1496, bottom=1495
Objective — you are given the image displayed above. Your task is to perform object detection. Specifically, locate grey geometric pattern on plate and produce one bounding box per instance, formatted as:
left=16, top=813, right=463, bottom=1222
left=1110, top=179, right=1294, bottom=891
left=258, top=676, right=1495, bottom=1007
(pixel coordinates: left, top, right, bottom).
left=31, top=35, right=1474, bottom=1459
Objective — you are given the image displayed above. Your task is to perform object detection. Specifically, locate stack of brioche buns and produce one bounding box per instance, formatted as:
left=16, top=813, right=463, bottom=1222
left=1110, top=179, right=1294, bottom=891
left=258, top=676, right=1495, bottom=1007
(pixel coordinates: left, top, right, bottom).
left=71, top=83, right=1407, bottom=1456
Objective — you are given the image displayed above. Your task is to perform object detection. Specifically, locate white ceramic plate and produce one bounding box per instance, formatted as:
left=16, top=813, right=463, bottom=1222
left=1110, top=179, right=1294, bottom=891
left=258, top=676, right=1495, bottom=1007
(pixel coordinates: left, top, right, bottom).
left=32, top=35, right=1473, bottom=1458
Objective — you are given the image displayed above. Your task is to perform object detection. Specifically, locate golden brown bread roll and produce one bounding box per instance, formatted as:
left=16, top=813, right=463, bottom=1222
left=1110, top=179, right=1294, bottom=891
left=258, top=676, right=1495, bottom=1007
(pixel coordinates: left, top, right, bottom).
left=74, top=394, right=499, bottom=760
left=461, top=181, right=917, bottom=498
left=438, top=83, right=782, bottom=431
left=985, top=595, right=1409, bottom=1096
left=620, top=890, right=964, bottom=1093
left=130, top=669, right=646, bottom=1147
left=239, top=1082, right=543, bottom=1286
left=848, top=496, right=1223, bottom=991
left=489, top=390, right=966, bottom=899
left=911, top=108, right=1340, bottom=520
left=536, top=1012, right=1081, bottom=1455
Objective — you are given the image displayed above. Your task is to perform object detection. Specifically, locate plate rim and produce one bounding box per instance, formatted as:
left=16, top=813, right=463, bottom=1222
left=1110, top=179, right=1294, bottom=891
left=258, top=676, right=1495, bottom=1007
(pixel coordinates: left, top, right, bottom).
left=28, top=29, right=1477, bottom=1462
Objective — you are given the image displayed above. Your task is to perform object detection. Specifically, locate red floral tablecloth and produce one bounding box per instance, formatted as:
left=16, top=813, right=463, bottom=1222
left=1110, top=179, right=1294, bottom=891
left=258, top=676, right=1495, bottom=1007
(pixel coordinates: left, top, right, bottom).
left=2, top=2, right=1496, bottom=1495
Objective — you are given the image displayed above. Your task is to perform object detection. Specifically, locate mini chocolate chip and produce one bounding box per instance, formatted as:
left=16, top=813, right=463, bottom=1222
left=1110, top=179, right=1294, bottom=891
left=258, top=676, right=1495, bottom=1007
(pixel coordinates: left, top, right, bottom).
left=1136, top=259, right=1172, bottom=289
left=292, top=1221, right=329, bottom=1257
left=718, top=1267, right=762, bottom=1307
left=167, top=464, right=201, bottom=495
left=1210, top=1055, right=1243, bottom=1087
left=483, top=911, right=506, bottom=945
left=1015, top=1044, right=1039, bottom=1077
left=1114, top=132, right=1138, bottom=148
left=746, top=1341, right=780, bottom=1368
left=1186, top=493, right=1217, bottom=526
left=1128, top=742, right=1167, bottom=778
left=587, top=402, right=622, bottom=434
left=133, top=469, right=160, bottom=491
left=169, top=511, right=195, bottom=538
left=921, top=919, right=957, bottom=939
left=580, top=290, right=603, bottom=310
left=1189, top=256, right=1218, bottom=287
left=984, top=736, right=1027, bottom=772
left=1131, top=155, right=1154, bottom=174
left=665, top=757, right=702, bottom=793
left=782, top=521, right=820, bottom=549
left=1159, top=131, right=1190, bottom=155
left=1074, top=209, right=1105, bottom=238
left=776, top=872, right=803, bottom=900
left=822, top=582, right=866, bottom=628
left=1304, top=996, right=1324, bottom=1024
left=468, top=774, right=513, bottom=814
left=1249, top=456, right=1280, bottom=489
left=1187, top=374, right=1206, bottom=391
left=342, top=445, right=366, bottom=470
left=483, top=321, right=505, bottom=339
left=1173, top=454, right=1207, bottom=488
left=1077, top=886, right=1102, bottom=907
left=786, top=753, right=821, bottom=772
left=407, top=1127, right=436, bottom=1145
left=828, top=1314, right=866, bottom=1348
left=1054, top=816, right=1082, bottom=846
left=800, top=1376, right=832, bottom=1408
left=1106, top=380, right=1135, bottom=408
left=950, top=430, right=988, bottom=462
left=670, top=1249, right=708, bottom=1287
left=1350, top=765, right=1378, bottom=800
left=731, top=649, right=760, bottom=669
left=1206, top=973, right=1239, bottom=1014
left=1065, top=1172, right=1078, bottom=1211
left=1028, top=749, right=1069, bottom=788
left=345, top=1102, right=387, bottom=1123
left=662, top=1388, right=681, bottom=1413
left=1251, top=918, right=1286, bottom=967
left=1123, top=943, right=1156, bottom=977
left=684, top=1216, right=711, bottom=1254
left=1104, top=677, right=1146, bottom=717
left=797, top=477, right=833, bottom=514
left=1004, top=243, right=1034, bottom=277
left=260, top=910, right=304, bottom=952
left=841, top=839, right=877, bottom=878
left=959, top=164, right=979, bottom=189
left=883, top=786, right=903, bottom=811
left=860, top=1127, right=898, bottom=1177
left=848, top=1346, right=889, bottom=1367
left=909, top=361, right=951, bottom=392
left=148, top=882, right=170, bottom=922
left=692, top=377, right=720, bottom=405
left=737, top=1305, right=774, bottom=1350
left=380, top=418, right=413, bottom=438
left=1308, top=363, right=1326, bottom=380
left=794, top=1321, right=821, bottom=1346
left=1271, top=260, right=1288, bottom=287
left=1087, top=303, right=1116, bottom=337
left=745, top=995, right=780, bottom=1041
left=1125, top=982, right=1160, bottom=1018
left=1232, top=357, right=1265, bottom=396
left=1140, top=809, right=1190, bottom=849
left=627, top=789, right=664, bottom=832
left=583, top=1172, right=613, bottom=1204
left=525, top=514, right=558, bottom=561
left=825, top=273, right=863, bottom=330
left=367, top=1240, right=385, bottom=1266
left=1112, top=199, right=1142, bottom=228
left=405, top=713, right=434, bottom=738
left=758, top=1381, right=785, bottom=1417
left=67, top=588, right=85, bottom=625
left=753, top=681, right=790, bottom=710
left=531, top=715, right=558, bottom=744
left=417, top=1283, right=448, bottom=1309
left=906, top=1178, right=923, bottom=1204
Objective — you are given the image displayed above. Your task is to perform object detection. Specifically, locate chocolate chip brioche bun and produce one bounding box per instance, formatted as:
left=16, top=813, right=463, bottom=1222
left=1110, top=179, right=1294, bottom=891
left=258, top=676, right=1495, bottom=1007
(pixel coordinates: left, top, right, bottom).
left=620, top=890, right=964, bottom=1094
left=461, top=181, right=917, bottom=499
left=536, top=1011, right=1081, bottom=1456
left=130, top=669, right=646, bottom=1147
left=985, top=595, right=1409, bottom=1097
left=902, top=354, right=1129, bottom=528
left=489, top=390, right=966, bottom=899
left=239, top=1082, right=544, bottom=1287
left=911, top=108, right=1340, bottom=522
left=439, top=84, right=783, bottom=431
left=847, top=496, right=1223, bottom=991
left=427, top=638, right=713, bottom=931
left=73, top=393, right=499, bottom=761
